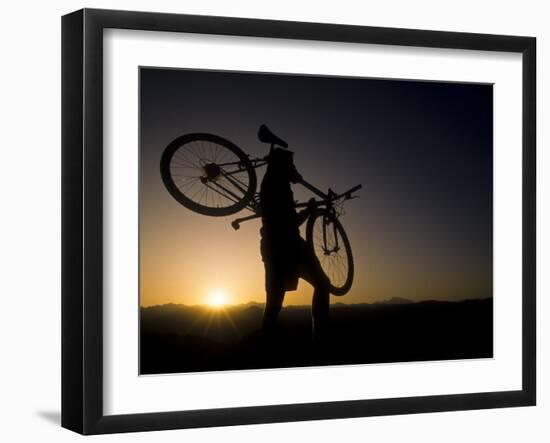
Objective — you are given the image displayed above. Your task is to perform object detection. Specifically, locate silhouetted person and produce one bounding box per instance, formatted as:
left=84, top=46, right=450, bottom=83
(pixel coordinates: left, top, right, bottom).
left=259, top=137, right=330, bottom=342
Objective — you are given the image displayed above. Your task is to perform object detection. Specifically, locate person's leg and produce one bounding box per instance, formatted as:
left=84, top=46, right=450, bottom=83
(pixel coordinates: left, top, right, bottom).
left=262, top=289, right=284, bottom=334
left=311, top=279, right=330, bottom=342
left=262, top=267, right=285, bottom=337
left=300, top=243, right=330, bottom=341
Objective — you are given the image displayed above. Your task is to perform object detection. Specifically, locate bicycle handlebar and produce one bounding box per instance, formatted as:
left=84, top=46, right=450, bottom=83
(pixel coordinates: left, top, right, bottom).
left=297, top=179, right=361, bottom=201
left=343, top=184, right=362, bottom=198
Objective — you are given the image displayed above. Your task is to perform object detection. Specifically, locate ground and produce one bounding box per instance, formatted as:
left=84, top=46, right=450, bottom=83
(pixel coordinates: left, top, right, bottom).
left=140, top=298, right=493, bottom=374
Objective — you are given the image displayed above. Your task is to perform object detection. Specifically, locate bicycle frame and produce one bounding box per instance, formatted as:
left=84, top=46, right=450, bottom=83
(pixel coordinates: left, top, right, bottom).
left=230, top=179, right=361, bottom=230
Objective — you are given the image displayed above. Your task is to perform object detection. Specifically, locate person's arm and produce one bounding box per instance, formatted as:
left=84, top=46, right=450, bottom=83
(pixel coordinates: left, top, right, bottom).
left=296, top=209, right=309, bottom=226
left=296, top=198, right=317, bottom=226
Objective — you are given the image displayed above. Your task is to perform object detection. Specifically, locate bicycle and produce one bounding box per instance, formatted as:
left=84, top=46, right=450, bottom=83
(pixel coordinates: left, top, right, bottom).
left=160, top=125, right=362, bottom=296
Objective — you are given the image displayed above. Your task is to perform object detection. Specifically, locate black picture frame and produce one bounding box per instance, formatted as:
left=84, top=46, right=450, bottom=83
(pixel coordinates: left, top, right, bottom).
left=62, top=8, right=536, bottom=435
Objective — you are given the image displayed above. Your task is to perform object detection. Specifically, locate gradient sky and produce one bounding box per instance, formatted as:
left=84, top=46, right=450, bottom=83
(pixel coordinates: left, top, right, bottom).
left=139, top=68, right=493, bottom=307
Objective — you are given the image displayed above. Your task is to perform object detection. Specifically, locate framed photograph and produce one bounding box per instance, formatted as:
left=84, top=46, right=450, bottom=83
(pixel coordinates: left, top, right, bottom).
left=62, top=8, right=536, bottom=434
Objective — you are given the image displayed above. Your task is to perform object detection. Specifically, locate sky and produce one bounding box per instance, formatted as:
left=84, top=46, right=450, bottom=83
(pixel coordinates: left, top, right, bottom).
left=139, top=67, right=493, bottom=307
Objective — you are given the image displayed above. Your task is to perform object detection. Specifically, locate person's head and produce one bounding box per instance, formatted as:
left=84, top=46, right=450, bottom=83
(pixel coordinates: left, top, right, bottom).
left=266, top=148, right=302, bottom=183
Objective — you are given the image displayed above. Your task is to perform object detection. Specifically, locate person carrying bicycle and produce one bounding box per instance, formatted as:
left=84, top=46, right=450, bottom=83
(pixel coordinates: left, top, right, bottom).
left=160, top=124, right=359, bottom=342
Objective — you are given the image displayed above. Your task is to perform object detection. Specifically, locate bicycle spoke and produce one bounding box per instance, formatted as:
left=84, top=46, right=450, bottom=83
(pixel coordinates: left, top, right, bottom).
left=174, top=150, right=195, bottom=166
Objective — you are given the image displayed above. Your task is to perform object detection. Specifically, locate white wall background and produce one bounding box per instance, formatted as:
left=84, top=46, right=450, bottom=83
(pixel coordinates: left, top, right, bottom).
left=0, top=1, right=546, bottom=441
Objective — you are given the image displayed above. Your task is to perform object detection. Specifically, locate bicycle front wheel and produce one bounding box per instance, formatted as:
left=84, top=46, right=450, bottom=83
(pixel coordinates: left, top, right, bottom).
left=306, top=209, right=354, bottom=296
left=160, top=133, right=257, bottom=216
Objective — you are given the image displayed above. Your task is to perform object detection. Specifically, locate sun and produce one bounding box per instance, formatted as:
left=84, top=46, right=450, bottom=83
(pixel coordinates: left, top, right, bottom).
left=208, top=288, right=229, bottom=308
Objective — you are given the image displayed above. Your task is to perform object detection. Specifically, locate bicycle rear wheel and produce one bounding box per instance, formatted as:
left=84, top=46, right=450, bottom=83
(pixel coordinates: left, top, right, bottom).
left=160, top=133, right=257, bottom=216
left=306, top=209, right=354, bottom=296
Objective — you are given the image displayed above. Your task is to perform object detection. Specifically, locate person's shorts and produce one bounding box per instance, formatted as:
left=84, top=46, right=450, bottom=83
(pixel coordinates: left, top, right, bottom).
left=263, top=239, right=327, bottom=292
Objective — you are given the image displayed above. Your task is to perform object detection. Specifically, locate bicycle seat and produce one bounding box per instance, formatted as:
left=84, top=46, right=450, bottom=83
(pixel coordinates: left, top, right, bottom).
left=258, top=124, right=288, bottom=148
